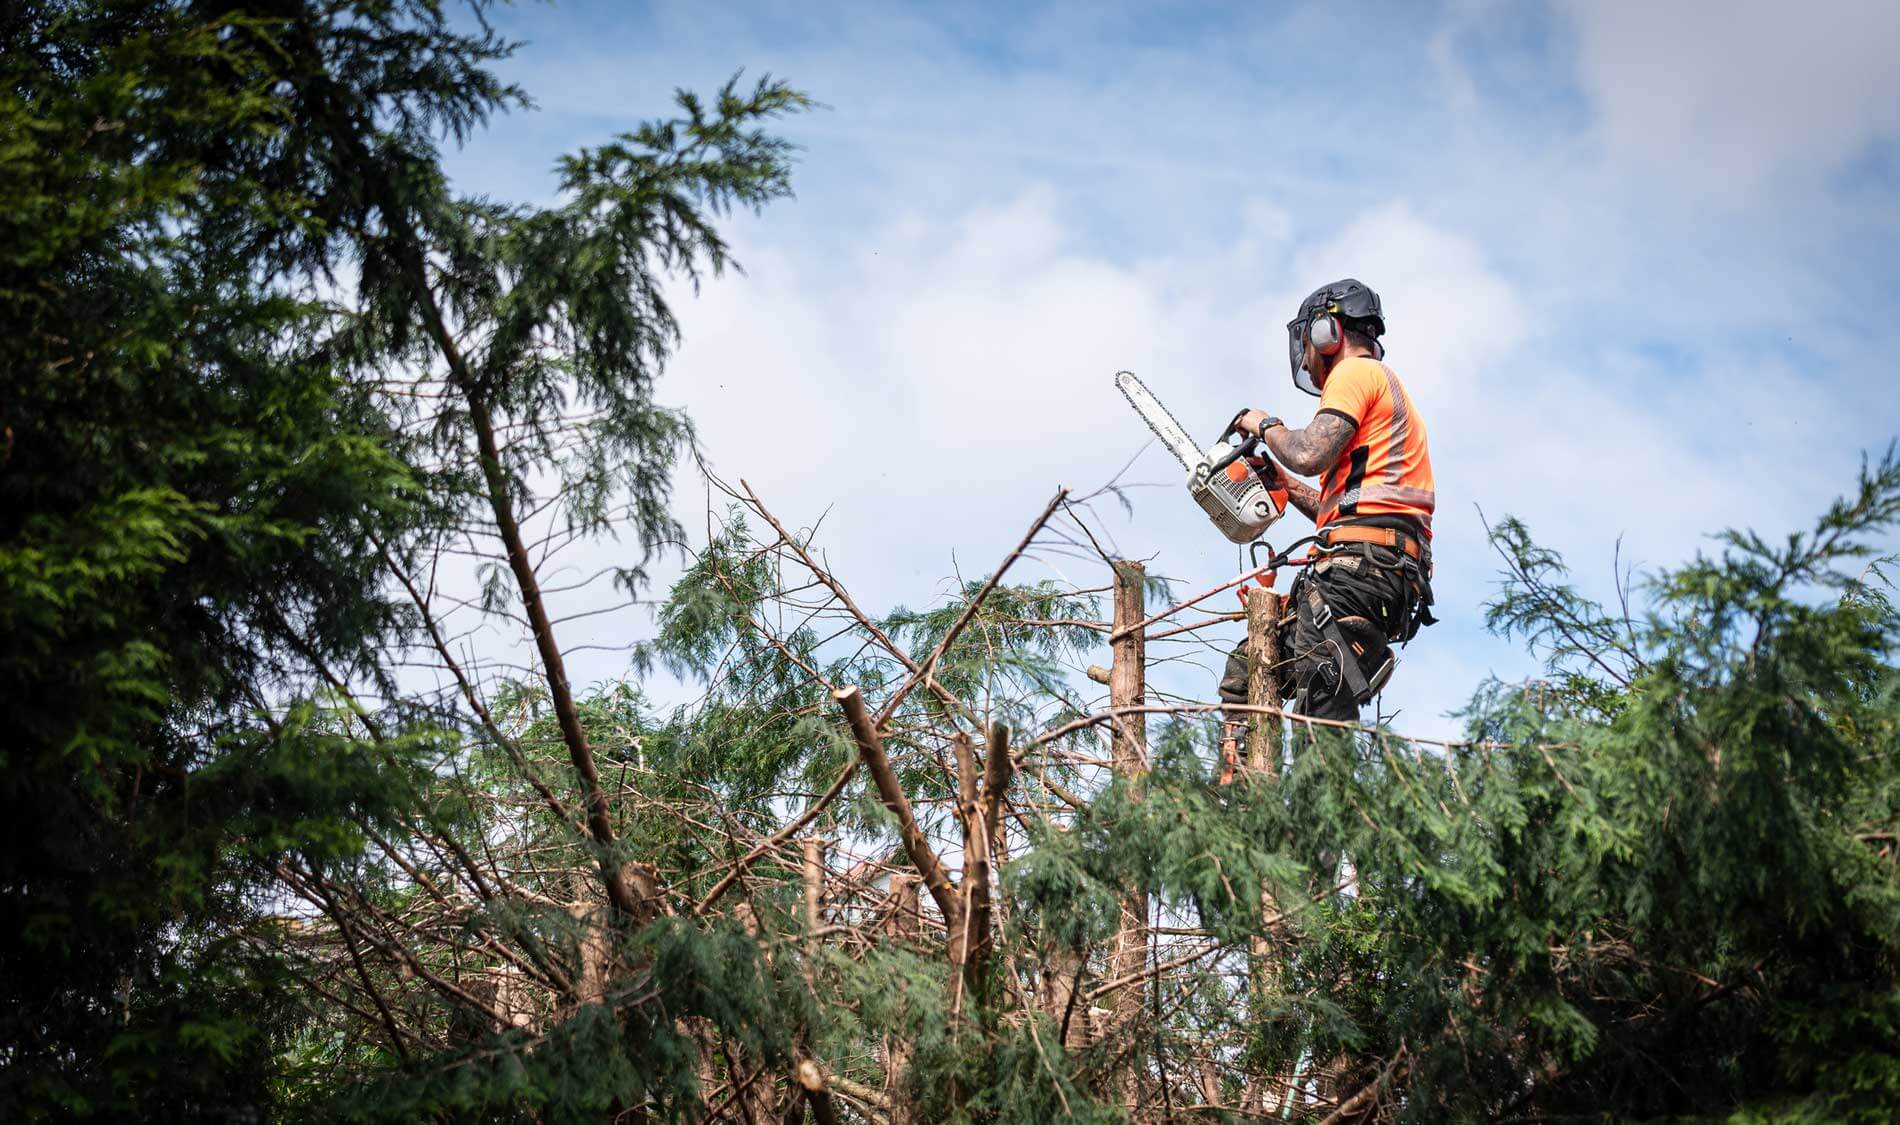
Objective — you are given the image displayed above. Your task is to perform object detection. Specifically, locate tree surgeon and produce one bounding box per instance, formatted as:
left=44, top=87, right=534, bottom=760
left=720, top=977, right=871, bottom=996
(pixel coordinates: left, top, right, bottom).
left=1219, top=279, right=1437, bottom=736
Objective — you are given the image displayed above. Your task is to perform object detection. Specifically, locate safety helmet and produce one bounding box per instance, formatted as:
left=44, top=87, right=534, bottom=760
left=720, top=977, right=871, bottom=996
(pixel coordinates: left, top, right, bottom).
left=1286, top=278, right=1385, bottom=396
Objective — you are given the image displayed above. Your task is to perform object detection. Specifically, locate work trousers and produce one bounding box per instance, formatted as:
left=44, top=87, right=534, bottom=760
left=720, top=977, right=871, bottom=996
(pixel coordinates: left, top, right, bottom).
left=1218, top=545, right=1423, bottom=722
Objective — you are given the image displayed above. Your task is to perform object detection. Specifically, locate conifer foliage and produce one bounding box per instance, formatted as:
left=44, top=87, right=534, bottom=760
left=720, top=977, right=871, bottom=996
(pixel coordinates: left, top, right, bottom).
left=2, top=2, right=517, bottom=1116
left=5, top=3, right=1899, bottom=1122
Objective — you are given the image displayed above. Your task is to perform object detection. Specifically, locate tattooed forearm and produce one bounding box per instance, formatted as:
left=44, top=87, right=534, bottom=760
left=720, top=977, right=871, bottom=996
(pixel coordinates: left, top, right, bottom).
left=1263, top=412, right=1356, bottom=476
left=1278, top=474, right=1322, bottom=521
left=1250, top=457, right=1322, bottom=521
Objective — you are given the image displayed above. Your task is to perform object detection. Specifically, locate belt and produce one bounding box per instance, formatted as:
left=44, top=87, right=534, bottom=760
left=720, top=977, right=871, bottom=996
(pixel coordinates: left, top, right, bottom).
left=1317, top=523, right=1425, bottom=560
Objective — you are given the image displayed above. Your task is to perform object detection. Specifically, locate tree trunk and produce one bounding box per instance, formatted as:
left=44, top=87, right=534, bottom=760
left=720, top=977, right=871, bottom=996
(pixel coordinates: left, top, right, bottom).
left=568, top=873, right=612, bottom=1007
left=371, top=181, right=647, bottom=925
left=1109, top=561, right=1148, bottom=1110
left=1043, top=944, right=1092, bottom=1052
left=957, top=722, right=1013, bottom=1014
left=884, top=873, right=920, bottom=1125
left=1244, top=587, right=1287, bottom=1115
left=802, top=836, right=826, bottom=985
left=1245, top=587, right=1284, bottom=778
left=466, top=393, right=645, bottom=922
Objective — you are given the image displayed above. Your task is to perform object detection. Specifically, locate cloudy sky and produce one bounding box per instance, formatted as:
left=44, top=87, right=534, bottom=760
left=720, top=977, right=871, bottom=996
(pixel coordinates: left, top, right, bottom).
left=442, top=0, right=1900, bottom=737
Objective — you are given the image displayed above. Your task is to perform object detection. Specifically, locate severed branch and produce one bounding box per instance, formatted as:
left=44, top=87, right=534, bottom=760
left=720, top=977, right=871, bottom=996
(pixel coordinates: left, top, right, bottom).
left=796, top=1059, right=842, bottom=1125
left=835, top=685, right=963, bottom=931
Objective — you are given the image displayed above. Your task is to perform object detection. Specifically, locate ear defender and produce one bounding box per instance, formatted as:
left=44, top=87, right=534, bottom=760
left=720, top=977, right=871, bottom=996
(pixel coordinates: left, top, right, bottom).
left=1288, top=280, right=1383, bottom=396
left=1309, top=311, right=1343, bottom=356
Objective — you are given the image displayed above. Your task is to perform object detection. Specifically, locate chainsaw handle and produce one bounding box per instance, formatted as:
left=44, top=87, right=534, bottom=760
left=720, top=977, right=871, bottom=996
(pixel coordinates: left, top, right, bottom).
left=1205, top=441, right=1246, bottom=475
left=1205, top=430, right=1268, bottom=476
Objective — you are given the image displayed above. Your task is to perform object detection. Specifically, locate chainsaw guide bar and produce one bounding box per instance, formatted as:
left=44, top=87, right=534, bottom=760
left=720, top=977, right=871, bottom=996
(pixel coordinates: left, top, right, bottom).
left=1114, top=370, right=1204, bottom=472
left=1112, top=369, right=1286, bottom=545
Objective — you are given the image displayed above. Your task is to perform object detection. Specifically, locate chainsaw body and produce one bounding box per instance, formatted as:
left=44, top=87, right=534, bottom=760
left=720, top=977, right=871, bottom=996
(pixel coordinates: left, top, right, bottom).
left=1189, top=443, right=1285, bottom=544
left=1115, top=371, right=1287, bottom=545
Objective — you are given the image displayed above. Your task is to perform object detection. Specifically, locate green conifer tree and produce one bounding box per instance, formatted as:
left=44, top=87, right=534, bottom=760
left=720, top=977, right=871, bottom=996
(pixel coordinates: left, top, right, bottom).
left=1, top=2, right=516, bottom=1117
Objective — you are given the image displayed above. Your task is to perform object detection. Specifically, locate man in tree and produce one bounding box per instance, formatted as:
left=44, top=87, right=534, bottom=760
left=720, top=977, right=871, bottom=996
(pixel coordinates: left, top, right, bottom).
left=1219, top=279, right=1437, bottom=727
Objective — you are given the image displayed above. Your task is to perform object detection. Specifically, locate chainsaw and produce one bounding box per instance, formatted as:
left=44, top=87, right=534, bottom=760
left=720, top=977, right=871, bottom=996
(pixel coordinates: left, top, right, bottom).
left=1114, top=370, right=1288, bottom=545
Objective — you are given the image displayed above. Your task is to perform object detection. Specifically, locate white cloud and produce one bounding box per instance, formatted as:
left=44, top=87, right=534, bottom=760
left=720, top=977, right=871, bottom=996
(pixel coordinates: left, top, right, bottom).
left=1561, top=0, right=1900, bottom=193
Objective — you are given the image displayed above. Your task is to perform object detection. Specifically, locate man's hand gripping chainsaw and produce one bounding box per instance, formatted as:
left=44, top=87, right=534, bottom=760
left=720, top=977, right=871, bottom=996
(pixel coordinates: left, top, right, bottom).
left=1114, top=371, right=1289, bottom=544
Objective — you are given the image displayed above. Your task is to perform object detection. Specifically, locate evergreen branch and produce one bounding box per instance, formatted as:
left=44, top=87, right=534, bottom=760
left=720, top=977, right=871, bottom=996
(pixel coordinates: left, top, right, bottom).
left=877, top=487, right=1071, bottom=725
left=693, top=754, right=860, bottom=917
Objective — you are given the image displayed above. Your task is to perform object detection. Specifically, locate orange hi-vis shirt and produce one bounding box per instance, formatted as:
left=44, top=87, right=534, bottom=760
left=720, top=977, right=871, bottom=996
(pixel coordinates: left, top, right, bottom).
left=1312, top=356, right=1435, bottom=537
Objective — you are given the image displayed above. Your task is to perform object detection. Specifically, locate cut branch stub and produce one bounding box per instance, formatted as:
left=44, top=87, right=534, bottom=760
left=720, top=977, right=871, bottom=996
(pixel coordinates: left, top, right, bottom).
left=796, top=1059, right=841, bottom=1125
left=1110, top=561, right=1148, bottom=778
left=960, top=721, right=1014, bottom=1011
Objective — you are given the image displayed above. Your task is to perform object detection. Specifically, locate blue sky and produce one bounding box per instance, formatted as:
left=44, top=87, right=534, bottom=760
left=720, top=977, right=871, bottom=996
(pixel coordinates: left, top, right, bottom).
left=441, top=0, right=1900, bottom=737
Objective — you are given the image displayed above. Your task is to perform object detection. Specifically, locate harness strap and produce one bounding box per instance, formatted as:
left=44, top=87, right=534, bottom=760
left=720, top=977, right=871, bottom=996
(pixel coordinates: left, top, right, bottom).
left=1317, top=523, right=1424, bottom=560
left=1302, top=581, right=1373, bottom=703
left=1314, top=522, right=1439, bottom=641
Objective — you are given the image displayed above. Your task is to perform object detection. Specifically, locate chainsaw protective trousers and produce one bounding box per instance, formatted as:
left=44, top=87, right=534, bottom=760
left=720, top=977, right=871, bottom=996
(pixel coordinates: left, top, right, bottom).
left=1218, top=545, right=1423, bottom=723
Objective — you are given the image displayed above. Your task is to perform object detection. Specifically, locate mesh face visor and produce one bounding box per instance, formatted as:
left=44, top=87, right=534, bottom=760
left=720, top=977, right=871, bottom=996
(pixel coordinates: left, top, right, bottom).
left=1287, top=317, right=1321, bottom=396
